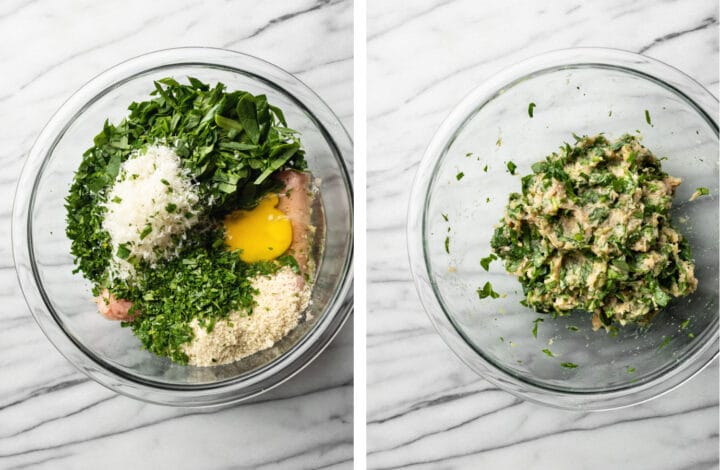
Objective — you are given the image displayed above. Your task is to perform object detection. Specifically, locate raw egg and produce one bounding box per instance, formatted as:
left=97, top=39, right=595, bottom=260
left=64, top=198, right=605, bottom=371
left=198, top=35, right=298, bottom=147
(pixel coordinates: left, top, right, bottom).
left=224, top=194, right=292, bottom=262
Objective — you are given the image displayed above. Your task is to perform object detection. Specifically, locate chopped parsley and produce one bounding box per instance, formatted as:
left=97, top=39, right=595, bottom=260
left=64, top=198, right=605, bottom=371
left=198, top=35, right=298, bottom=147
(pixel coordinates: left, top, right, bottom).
left=116, top=244, right=131, bottom=260
left=115, top=232, right=279, bottom=364
left=444, top=236, right=450, bottom=254
left=560, top=362, right=578, bottom=369
left=506, top=161, right=517, bottom=175
left=480, top=254, right=497, bottom=271
left=139, top=224, right=153, bottom=240
left=645, top=109, right=652, bottom=126
left=690, top=187, right=710, bottom=201
left=477, top=282, right=500, bottom=299
left=532, top=317, right=544, bottom=338
left=542, top=348, right=555, bottom=357
left=456, top=171, right=465, bottom=181
left=528, top=102, right=536, bottom=118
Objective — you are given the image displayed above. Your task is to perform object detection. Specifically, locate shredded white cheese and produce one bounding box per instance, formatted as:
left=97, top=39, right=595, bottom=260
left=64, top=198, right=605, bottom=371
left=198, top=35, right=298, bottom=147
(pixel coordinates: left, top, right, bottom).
left=183, top=266, right=311, bottom=366
left=102, top=145, right=199, bottom=279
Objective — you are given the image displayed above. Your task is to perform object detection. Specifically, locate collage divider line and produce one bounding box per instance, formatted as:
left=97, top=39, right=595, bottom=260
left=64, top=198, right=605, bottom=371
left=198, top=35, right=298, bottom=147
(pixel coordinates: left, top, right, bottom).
left=353, top=0, right=368, bottom=467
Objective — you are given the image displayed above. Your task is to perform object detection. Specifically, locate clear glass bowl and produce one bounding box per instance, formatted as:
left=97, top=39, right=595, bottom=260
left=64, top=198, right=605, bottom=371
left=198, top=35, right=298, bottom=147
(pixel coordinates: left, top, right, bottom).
left=12, top=47, right=353, bottom=407
left=408, top=48, right=718, bottom=410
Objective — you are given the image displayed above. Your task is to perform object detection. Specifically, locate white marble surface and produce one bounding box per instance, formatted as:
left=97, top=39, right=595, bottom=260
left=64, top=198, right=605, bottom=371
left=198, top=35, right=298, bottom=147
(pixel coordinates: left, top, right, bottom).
left=367, top=1, right=719, bottom=469
left=0, top=1, right=352, bottom=469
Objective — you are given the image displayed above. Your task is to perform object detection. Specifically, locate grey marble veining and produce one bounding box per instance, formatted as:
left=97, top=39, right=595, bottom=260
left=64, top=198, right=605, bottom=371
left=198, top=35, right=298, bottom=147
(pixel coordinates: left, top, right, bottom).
left=367, top=1, right=719, bottom=469
left=0, top=1, right=352, bottom=469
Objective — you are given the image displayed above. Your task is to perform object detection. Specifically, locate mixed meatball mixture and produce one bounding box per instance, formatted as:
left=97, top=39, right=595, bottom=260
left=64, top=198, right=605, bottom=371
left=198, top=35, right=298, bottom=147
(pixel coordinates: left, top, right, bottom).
left=491, top=134, right=697, bottom=329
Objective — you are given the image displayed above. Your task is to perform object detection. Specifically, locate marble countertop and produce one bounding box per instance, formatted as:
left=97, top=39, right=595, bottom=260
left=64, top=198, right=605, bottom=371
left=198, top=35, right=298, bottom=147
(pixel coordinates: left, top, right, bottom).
left=367, top=1, right=718, bottom=469
left=0, top=1, right=352, bottom=469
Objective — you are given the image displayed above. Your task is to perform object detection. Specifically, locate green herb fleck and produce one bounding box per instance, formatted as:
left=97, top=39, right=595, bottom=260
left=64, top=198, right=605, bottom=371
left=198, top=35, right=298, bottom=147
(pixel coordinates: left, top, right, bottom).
left=506, top=161, right=517, bottom=175
left=626, top=366, right=636, bottom=373
left=690, top=187, right=710, bottom=201
left=542, top=348, right=555, bottom=357
left=277, top=253, right=301, bottom=274
left=528, top=102, right=536, bottom=118
left=116, top=244, right=131, bottom=260
left=139, top=224, right=153, bottom=240
left=532, top=317, right=544, bottom=338
left=444, top=236, right=450, bottom=254
left=645, top=109, right=652, bottom=126
left=165, top=203, right=177, bottom=213
left=441, top=213, right=449, bottom=222
left=561, top=362, right=578, bottom=369
left=477, top=282, right=500, bottom=299
left=658, top=336, right=672, bottom=350
left=456, top=171, right=465, bottom=181
left=480, top=254, right=497, bottom=271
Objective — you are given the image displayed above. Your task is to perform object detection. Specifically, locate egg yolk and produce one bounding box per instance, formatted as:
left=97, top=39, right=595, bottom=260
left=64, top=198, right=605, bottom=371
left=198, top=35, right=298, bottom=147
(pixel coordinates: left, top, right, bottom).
left=224, top=194, right=292, bottom=263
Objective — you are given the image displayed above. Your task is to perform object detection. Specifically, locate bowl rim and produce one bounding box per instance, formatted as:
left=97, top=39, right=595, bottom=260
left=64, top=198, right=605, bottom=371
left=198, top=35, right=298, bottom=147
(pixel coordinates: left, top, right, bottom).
left=12, top=46, right=354, bottom=407
left=407, top=47, right=719, bottom=411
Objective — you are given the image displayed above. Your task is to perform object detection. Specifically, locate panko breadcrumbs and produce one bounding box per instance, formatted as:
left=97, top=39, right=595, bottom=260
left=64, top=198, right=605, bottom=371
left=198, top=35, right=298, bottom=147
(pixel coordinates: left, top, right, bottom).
left=183, top=266, right=310, bottom=366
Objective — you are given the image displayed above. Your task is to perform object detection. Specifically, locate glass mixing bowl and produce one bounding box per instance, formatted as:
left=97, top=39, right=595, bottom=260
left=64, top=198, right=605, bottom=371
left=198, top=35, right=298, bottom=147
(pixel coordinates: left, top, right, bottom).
left=12, top=48, right=353, bottom=407
left=408, top=48, right=718, bottom=410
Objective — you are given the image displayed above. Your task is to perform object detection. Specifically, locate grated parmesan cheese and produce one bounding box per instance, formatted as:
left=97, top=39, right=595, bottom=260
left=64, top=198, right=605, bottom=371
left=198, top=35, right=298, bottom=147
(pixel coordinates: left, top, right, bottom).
left=102, top=145, right=199, bottom=279
left=183, top=266, right=311, bottom=366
